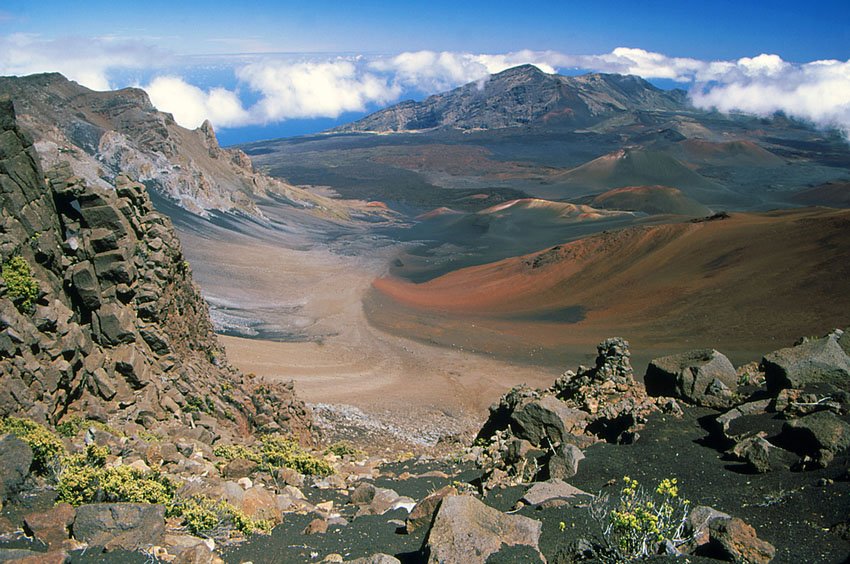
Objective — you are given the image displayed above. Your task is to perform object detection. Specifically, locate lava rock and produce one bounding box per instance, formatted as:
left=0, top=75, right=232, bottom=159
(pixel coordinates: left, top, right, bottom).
left=762, top=330, right=850, bottom=393
left=73, top=503, right=165, bottom=551
left=645, top=349, right=738, bottom=408
left=423, top=495, right=543, bottom=563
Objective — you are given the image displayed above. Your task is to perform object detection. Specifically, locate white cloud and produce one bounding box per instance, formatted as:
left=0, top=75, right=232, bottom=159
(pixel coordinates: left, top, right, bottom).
left=690, top=57, right=850, bottom=135
left=143, top=76, right=250, bottom=129
left=0, top=33, right=163, bottom=91
left=237, top=59, right=400, bottom=122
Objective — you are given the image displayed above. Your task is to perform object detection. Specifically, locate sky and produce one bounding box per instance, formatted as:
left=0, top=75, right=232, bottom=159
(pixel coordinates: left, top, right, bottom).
left=1, top=1, right=849, bottom=144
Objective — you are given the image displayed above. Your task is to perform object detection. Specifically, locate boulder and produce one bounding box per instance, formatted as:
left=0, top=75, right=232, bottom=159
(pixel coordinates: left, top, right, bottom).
left=510, top=396, right=588, bottom=447
left=73, top=503, right=165, bottom=551
left=547, top=443, right=584, bottom=480
left=346, top=555, right=400, bottom=564
left=239, top=486, right=282, bottom=523
left=521, top=479, right=590, bottom=506
left=684, top=505, right=731, bottom=550
left=708, top=517, right=776, bottom=563
left=93, top=303, right=136, bottom=346
left=423, top=495, right=543, bottom=564
left=112, top=345, right=150, bottom=390
left=303, top=518, right=328, bottom=535
left=220, top=458, right=257, bottom=479
left=406, top=485, right=457, bottom=533
left=645, top=349, right=738, bottom=408
left=350, top=482, right=376, bottom=505
left=762, top=330, right=850, bottom=393
left=730, top=435, right=795, bottom=473
left=23, top=503, right=75, bottom=549
left=0, top=435, right=33, bottom=502
left=68, top=261, right=100, bottom=310
left=780, top=411, right=850, bottom=466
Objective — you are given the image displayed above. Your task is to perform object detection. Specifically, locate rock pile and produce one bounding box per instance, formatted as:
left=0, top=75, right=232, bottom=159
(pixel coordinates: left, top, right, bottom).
left=474, top=338, right=660, bottom=488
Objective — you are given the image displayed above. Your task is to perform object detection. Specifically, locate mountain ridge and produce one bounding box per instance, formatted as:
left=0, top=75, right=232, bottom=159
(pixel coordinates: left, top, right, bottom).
left=332, top=65, right=690, bottom=133
left=0, top=73, right=347, bottom=219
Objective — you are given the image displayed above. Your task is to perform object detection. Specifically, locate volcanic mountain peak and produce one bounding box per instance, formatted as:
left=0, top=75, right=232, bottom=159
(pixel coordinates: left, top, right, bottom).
left=332, top=65, right=690, bottom=133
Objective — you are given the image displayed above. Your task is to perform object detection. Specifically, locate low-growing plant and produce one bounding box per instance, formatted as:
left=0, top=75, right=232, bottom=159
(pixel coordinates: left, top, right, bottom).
left=214, top=436, right=334, bottom=477
left=587, top=476, right=692, bottom=561
left=172, top=495, right=272, bottom=539
left=324, top=440, right=363, bottom=458
left=0, top=417, right=65, bottom=474
left=55, top=415, right=87, bottom=438
left=2, top=256, right=39, bottom=313
left=57, top=446, right=177, bottom=507
left=260, top=435, right=334, bottom=477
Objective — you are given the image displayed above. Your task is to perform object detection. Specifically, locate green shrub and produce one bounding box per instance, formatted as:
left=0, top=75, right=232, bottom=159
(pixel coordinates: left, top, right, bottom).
left=173, top=496, right=272, bottom=538
left=587, top=477, right=692, bottom=561
left=213, top=443, right=259, bottom=463
left=324, top=440, right=363, bottom=458
left=56, top=447, right=177, bottom=507
left=55, top=416, right=86, bottom=438
left=2, top=256, right=39, bottom=313
left=259, top=435, right=334, bottom=477
left=214, top=436, right=333, bottom=477
left=0, top=417, right=65, bottom=474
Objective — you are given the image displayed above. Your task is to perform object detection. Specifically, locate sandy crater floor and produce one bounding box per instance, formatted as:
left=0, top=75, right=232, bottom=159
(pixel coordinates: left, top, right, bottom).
left=176, top=225, right=559, bottom=445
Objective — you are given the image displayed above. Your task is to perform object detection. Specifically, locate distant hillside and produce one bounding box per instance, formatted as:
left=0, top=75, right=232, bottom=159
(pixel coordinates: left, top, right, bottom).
left=590, top=186, right=711, bottom=217
left=333, top=65, right=689, bottom=133
left=0, top=73, right=344, bottom=219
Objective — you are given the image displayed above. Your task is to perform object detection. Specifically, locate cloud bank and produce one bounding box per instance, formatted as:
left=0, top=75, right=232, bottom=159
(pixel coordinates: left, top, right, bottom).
left=1, top=35, right=848, bottom=136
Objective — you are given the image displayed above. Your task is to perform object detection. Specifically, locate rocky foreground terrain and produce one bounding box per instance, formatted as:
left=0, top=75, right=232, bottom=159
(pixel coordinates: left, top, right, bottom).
left=0, top=84, right=848, bottom=563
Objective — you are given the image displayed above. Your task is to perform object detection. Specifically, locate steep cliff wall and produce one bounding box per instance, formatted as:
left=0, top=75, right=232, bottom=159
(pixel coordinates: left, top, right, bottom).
left=0, top=100, right=313, bottom=442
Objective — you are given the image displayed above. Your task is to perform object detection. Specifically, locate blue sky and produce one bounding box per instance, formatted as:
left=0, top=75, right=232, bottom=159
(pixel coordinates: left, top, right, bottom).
left=1, top=1, right=849, bottom=144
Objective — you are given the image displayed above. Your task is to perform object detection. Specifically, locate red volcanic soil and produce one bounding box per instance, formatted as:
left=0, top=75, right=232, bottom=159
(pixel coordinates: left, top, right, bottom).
left=790, top=181, right=850, bottom=208
left=368, top=207, right=850, bottom=369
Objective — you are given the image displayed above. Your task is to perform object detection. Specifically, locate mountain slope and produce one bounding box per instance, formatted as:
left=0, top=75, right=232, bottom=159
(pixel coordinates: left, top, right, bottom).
left=0, top=73, right=345, bottom=219
left=333, top=65, right=689, bottom=133
left=369, top=207, right=850, bottom=364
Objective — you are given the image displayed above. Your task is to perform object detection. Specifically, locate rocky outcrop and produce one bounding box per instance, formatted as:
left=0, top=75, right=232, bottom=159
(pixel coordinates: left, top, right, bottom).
left=0, top=73, right=344, bottom=219
left=334, top=65, right=688, bottom=133
left=474, top=338, right=659, bottom=487
left=0, top=100, right=313, bottom=441
left=645, top=349, right=738, bottom=408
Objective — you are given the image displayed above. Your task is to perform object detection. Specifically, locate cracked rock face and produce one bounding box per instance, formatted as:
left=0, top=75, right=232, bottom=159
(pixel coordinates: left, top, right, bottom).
left=0, top=100, right=314, bottom=442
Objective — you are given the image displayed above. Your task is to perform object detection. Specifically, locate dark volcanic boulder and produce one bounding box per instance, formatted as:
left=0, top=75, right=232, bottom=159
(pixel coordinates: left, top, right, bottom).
left=510, top=396, right=588, bottom=447
left=73, top=503, right=165, bottom=551
left=779, top=411, right=850, bottom=467
left=0, top=435, right=32, bottom=504
left=762, top=330, right=850, bottom=393
left=645, top=349, right=738, bottom=408
left=423, top=495, right=543, bottom=563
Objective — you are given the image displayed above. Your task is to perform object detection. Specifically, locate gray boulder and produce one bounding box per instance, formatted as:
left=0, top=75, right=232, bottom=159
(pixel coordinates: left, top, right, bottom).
left=547, top=443, right=584, bottom=480
left=762, top=330, right=850, bottom=393
left=730, top=435, right=795, bottom=473
left=346, top=555, right=401, bottom=564
left=73, top=503, right=165, bottom=551
left=510, top=396, right=588, bottom=447
left=521, top=479, right=590, bottom=506
left=0, top=434, right=32, bottom=503
left=645, top=349, right=738, bottom=408
left=423, top=495, right=543, bottom=563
